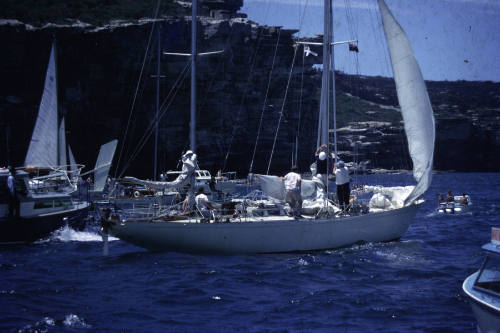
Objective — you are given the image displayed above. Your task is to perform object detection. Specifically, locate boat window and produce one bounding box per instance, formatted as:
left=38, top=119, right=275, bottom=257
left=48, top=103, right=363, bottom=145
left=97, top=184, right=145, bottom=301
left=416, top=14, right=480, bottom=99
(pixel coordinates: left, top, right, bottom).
left=54, top=200, right=72, bottom=207
left=34, top=201, right=54, bottom=209
left=474, top=255, right=500, bottom=295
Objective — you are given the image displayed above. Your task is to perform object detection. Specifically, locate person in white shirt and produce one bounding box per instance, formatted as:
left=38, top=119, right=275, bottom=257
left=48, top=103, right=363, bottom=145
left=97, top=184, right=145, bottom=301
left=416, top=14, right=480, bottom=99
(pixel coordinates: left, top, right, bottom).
left=333, top=160, right=350, bottom=211
left=195, top=188, right=215, bottom=219
left=282, top=165, right=302, bottom=217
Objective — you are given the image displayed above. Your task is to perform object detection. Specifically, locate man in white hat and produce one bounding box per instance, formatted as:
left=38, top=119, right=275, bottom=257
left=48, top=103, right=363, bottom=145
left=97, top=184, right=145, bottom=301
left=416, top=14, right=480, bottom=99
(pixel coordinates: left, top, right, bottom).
left=314, top=144, right=332, bottom=187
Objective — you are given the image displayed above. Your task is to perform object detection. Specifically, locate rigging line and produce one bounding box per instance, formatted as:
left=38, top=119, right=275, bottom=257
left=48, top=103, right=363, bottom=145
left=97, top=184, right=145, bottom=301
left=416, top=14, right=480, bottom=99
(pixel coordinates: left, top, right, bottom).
left=117, top=59, right=189, bottom=178
left=266, top=44, right=299, bottom=175
left=221, top=0, right=274, bottom=171
left=119, top=63, right=190, bottom=179
left=129, top=61, right=191, bottom=163
left=221, top=26, right=267, bottom=172
left=296, top=41, right=306, bottom=166
left=200, top=0, right=271, bottom=170
left=198, top=11, right=241, bottom=114
left=249, top=28, right=282, bottom=174
left=118, top=61, right=191, bottom=178
left=116, top=36, right=156, bottom=174
left=119, top=60, right=191, bottom=175
left=115, top=0, right=162, bottom=178
left=251, top=0, right=310, bottom=174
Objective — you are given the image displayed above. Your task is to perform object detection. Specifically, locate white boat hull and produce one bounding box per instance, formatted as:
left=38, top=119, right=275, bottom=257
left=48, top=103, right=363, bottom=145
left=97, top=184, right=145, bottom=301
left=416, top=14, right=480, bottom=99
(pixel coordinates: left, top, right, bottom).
left=463, top=272, right=500, bottom=333
left=108, top=203, right=420, bottom=253
left=109, top=194, right=179, bottom=208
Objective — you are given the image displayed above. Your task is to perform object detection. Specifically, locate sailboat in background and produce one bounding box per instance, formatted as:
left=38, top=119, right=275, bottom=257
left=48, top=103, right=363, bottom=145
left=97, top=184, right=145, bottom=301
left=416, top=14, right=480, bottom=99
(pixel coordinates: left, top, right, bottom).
left=103, top=0, right=434, bottom=253
left=0, top=41, right=90, bottom=244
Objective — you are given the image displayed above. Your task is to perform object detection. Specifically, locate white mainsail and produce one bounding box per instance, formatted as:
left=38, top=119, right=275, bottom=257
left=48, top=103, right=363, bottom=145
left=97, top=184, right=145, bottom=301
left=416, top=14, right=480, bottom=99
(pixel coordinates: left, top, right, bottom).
left=58, top=117, right=67, bottom=167
left=378, top=0, right=435, bottom=205
left=24, top=42, right=58, bottom=167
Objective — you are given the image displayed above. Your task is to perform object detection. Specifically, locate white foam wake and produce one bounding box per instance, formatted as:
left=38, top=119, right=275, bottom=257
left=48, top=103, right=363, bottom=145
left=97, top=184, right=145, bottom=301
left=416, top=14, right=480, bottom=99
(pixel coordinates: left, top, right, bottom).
left=51, top=225, right=118, bottom=242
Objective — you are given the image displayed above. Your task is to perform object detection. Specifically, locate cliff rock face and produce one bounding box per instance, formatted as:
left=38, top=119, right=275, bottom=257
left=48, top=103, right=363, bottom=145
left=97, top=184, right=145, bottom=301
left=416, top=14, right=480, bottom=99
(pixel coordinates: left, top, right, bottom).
left=0, top=1, right=499, bottom=178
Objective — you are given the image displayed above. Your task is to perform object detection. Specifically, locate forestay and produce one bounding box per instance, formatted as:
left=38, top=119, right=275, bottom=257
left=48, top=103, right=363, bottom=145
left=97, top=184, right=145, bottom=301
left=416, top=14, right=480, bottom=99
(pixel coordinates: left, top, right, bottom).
left=24, top=42, right=58, bottom=167
left=379, top=0, right=435, bottom=205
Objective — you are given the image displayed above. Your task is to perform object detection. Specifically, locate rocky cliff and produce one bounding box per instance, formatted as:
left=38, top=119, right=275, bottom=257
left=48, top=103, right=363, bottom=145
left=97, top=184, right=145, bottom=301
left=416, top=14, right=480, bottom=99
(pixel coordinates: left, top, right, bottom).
left=1, top=0, right=499, bottom=178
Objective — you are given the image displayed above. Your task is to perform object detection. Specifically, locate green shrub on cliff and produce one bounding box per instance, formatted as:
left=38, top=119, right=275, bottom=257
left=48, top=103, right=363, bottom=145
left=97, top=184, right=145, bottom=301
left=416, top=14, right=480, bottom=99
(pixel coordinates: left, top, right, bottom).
left=2, top=0, right=184, bottom=26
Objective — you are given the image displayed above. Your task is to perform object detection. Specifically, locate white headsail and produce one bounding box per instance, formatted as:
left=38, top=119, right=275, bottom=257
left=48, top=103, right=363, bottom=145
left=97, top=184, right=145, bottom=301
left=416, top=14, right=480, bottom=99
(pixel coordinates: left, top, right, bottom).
left=69, top=145, right=77, bottom=173
left=93, top=139, right=118, bottom=192
left=378, top=0, right=435, bottom=205
left=58, top=117, right=67, bottom=168
left=24, top=42, right=58, bottom=167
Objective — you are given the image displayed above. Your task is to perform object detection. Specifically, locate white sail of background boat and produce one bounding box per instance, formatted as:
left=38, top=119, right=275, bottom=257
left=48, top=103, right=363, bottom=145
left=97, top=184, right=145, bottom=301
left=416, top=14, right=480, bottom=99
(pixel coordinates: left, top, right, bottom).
left=103, top=0, right=435, bottom=253
left=58, top=117, right=67, bottom=168
left=92, top=139, right=118, bottom=193
left=0, top=41, right=90, bottom=243
left=24, top=42, right=58, bottom=168
left=69, top=145, right=77, bottom=173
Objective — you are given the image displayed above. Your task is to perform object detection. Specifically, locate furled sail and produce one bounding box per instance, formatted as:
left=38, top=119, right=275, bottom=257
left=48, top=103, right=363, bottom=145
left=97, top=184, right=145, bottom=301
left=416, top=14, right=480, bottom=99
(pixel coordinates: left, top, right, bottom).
left=58, top=117, right=67, bottom=168
left=378, top=0, right=435, bottom=205
left=317, top=0, right=333, bottom=148
left=252, top=174, right=318, bottom=201
left=24, top=42, right=58, bottom=167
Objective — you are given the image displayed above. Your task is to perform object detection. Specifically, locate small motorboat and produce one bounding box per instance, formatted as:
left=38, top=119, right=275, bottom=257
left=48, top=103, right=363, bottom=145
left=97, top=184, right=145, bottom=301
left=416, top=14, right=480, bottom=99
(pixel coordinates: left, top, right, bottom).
left=462, top=227, right=500, bottom=333
left=437, top=194, right=471, bottom=214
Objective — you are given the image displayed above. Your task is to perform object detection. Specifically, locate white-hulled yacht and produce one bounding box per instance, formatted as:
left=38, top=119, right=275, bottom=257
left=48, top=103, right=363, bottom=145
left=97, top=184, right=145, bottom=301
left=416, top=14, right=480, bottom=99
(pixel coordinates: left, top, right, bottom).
left=0, top=41, right=89, bottom=243
left=102, top=0, right=435, bottom=254
left=462, top=227, right=500, bottom=333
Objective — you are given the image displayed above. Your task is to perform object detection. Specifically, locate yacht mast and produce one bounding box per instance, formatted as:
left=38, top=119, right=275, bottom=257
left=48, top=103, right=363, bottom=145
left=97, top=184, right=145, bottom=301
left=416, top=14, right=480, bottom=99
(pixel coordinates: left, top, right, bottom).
left=190, top=0, right=197, bottom=152
left=154, top=27, right=160, bottom=180
left=331, top=1, right=338, bottom=163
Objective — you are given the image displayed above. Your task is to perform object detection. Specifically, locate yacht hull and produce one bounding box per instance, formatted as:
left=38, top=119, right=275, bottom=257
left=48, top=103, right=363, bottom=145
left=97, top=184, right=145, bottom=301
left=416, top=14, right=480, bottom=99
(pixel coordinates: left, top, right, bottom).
left=108, top=203, right=420, bottom=253
left=463, top=273, right=500, bottom=333
left=0, top=203, right=89, bottom=244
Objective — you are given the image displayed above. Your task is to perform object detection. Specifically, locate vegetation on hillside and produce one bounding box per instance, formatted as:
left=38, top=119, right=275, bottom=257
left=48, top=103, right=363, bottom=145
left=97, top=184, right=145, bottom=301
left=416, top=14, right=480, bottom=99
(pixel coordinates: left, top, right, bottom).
left=1, top=0, right=184, bottom=26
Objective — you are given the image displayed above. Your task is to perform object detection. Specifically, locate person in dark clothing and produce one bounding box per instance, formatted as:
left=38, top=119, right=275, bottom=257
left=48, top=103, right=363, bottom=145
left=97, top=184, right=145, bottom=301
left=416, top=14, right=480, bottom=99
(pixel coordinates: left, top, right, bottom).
left=446, top=190, right=454, bottom=203
left=334, top=161, right=350, bottom=211
left=7, top=166, right=19, bottom=218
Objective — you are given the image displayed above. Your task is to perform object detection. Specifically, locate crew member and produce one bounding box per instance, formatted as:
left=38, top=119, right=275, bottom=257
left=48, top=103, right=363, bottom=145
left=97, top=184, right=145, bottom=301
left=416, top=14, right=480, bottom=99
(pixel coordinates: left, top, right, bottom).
left=7, top=166, right=19, bottom=218
left=282, top=165, right=302, bottom=217
left=314, top=144, right=329, bottom=187
left=334, top=161, right=350, bottom=211
left=195, top=187, right=215, bottom=219
left=459, top=193, right=469, bottom=205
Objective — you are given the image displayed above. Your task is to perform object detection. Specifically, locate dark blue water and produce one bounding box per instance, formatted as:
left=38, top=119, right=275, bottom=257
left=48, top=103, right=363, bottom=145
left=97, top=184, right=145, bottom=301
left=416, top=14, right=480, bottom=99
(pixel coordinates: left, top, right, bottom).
left=1, top=173, right=498, bottom=332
